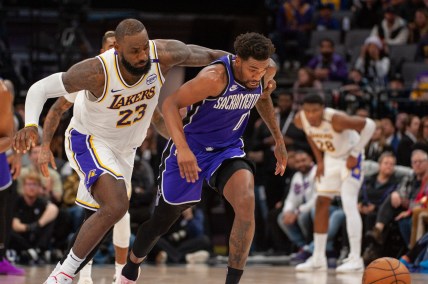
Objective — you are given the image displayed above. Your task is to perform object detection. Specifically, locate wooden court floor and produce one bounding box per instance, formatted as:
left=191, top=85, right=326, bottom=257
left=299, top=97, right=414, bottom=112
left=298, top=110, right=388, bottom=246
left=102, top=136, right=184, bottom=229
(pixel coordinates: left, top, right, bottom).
left=1, top=264, right=428, bottom=283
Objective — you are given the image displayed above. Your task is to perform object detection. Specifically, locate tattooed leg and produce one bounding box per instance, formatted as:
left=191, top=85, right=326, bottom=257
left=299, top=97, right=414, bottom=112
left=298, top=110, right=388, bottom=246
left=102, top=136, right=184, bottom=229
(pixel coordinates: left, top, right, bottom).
left=222, top=169, right=255, bottom=269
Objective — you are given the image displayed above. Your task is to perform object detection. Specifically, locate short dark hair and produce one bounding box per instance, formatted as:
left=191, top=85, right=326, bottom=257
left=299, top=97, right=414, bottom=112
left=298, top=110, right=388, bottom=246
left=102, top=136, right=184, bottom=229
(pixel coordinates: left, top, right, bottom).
left=115, top=19, right=145, bottom=42
left=102, top=30, right=115, bottom=47
left=302, top=94, right=325, bottom=105
left=378, top=151, right=396, bottom=164
left=320, top=38, right=334, bottom=47
left=234, top=32, right=275, bottom=61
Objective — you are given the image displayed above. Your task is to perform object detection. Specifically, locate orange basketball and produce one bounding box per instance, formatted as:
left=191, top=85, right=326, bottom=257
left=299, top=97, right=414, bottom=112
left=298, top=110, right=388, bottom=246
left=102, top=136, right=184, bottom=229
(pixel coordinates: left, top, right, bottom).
left=362, top=257, right=411, bottom=284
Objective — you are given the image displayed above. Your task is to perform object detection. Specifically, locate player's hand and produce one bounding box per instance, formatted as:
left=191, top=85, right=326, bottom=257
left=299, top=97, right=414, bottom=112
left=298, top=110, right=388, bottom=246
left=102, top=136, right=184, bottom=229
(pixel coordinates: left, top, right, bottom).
left=346, top=155, right=358, bottom=169
left=13, top=126, right=38, bottom=153
left=176, top=146, right=201, bottom=183
left=8, top=152, right=22, bottom=180
left=274, top=143, right=287, bottom=176
left=39, top=144, right=57, bottom=178
left=315, top=161, right=324, bottom=182
left=261, top=79, right=277, bottom=99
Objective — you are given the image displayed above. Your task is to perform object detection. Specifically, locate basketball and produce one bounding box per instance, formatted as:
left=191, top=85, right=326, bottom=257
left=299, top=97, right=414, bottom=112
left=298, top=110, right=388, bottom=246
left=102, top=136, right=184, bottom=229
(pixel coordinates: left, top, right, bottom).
left=362, top=257, right=411, bottom=284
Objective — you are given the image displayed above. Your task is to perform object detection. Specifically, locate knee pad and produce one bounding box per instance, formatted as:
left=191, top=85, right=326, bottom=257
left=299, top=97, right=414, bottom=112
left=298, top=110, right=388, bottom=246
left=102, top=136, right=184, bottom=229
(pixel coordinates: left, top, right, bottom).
left=113, top=211, right=131, bottom=248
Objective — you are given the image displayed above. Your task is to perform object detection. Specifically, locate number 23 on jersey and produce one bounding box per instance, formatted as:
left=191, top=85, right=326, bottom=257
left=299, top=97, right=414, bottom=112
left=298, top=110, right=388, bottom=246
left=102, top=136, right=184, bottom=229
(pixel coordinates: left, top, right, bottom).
left=116, top=103, right=147, bottom=128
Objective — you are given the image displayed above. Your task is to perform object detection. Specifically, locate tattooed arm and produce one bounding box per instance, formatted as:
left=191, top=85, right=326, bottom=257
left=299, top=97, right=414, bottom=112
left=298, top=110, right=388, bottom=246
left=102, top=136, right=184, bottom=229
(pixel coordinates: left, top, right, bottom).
left=155, top=39, right=229, bottom=74
left=150, top=107, right=169, bottom=139
left=256, top=66, right=288, bottom=175
left=39, top=97, right=73, bottom=177
left=0, top=80, right=14, bottom=153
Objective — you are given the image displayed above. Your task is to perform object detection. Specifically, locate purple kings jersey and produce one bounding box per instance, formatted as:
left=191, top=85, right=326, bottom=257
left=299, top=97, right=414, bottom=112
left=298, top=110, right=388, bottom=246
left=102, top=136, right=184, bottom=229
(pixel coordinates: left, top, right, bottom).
left=183, top=55, right=262, bottom=150
left=0, top=152, right=12, bottom=190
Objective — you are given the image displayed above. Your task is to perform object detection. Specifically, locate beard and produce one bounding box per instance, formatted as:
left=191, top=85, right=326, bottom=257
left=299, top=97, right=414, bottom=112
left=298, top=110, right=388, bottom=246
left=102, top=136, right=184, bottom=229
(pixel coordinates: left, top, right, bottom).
left=121, top=55, right=152, bottom=76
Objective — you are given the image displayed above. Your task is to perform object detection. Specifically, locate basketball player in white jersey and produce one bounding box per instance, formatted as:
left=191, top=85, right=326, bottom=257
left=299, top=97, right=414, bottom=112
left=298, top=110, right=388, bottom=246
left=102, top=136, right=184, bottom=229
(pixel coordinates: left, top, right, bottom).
left=38, top=31, right=156, bottom=284
left=13, top=19, right=229, bottom=284
left=294, top=94, right=375, bottom=273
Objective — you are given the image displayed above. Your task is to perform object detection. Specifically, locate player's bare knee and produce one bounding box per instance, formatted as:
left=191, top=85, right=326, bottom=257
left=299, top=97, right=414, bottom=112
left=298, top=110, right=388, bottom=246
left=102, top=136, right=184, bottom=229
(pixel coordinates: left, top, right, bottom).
left=316, top=196, right=331, bottom=212
left=233, top=188, right=255, bottom=220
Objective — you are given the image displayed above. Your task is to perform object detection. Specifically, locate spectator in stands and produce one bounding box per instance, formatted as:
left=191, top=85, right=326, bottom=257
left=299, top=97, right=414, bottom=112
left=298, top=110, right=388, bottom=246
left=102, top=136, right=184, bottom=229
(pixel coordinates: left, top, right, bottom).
left=17, top=145, right=63, bottom=205
left=408, top=163, right=428, bottom=247
left=359, top=152, right=399, bottom=234
left=10, top=172, right=59, bottom=264
left=381, top=116, right=401, bottom=152
left=277, top=151, right=317, bottom=257
left=366, top=149, right=428, bottom=247
left=315, top=4, right=340, bottom=30
left=352, top=0, right=383, bottom=29
left=409, top=8, right=428, bottom=43
left=397, top=115, right=421, bottom=166
left=355, top=108, right=370, bottom=118
left=355, top=36, right=391, bottom=84
left=307, top=38, right=348, bottom=82
left=410, top=71, right=428, bottom=100
left=414, top=116, right=428, bottom=153
left=293, top=67, right=324, bottom=109
left=270, top=0, right=314, bottom=68
left=370, top=6, right=409, bottom=45
left=365, top=120, right=394, bottom=161
left=415, top=33, right=428, bottom=62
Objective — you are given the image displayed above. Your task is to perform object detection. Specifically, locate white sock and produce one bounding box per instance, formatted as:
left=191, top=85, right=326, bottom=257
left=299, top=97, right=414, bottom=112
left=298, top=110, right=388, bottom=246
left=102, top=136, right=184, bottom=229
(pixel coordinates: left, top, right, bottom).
left=115, top=262, right=125, bottom=279
left=313, top=233, right=327, bottom=260
left=61, top=249, right=84, bottom=278
left=348, top=236, right=361, bottom=259
left=79, top=259, right=92, bottom=279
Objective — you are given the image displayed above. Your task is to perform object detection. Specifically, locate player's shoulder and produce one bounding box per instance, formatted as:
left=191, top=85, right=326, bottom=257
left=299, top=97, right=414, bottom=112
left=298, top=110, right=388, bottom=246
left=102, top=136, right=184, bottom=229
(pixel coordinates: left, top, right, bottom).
left=199, top=63, right=228, bottom=85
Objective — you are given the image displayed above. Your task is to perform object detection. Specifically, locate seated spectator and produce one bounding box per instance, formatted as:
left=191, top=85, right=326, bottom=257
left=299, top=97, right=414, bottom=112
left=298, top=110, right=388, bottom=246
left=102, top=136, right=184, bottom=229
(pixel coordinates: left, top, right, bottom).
left=397, top=115, right=421, bottom=167
left=61, top=171, right=84, bottom=233
left=315, top=4, right=340, bottom=30
left=153, top=206, right=211, bottom=264
left=277, top=151, right=317, bottom=257
left=10, top=172, right=59, bottom=264
left=414, top=116, right=428, bottom=154
left=409, top=8, right=428, bottom=43
left=400, top=232, right=428, bottom=273
left=366, top=149, right=428, bottom=247
left=410, top=71, right=428, bottom=101
left=307, top=38, right=348, bottom=82
left=354, top=36, right=390, bottom=85
left=17, top=145, right=63, bottom=205
left=365, top=121, right=394, bottom=161
left=293, top=67, right=324, bottom=109
left=381, top=116, right=401, bottom=153
left=415, top=33, right=428, bottom=62
left=359, top=152, right=399, bottom=234
left=370, top=6, right=409, bottom=45
left=409, top=163, right=428, bottom=247
left=270, top=0, right=313, bottom=68
left=353, top=0, right=383, bottom=30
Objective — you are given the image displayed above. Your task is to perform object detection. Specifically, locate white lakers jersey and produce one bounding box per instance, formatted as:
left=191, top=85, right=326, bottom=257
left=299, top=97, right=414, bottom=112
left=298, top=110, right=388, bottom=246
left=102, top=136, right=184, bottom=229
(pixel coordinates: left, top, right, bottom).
left=300, top=108, right=360, bottom=158
left=68, top=41, right=164, bottom=152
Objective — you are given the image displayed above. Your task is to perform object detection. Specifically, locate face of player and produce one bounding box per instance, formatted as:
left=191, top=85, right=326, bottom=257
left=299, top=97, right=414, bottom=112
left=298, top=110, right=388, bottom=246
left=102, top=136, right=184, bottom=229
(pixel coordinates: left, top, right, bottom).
left=302, top=103, right=324, bottom=127
left=235, top=56, right=270, bottom=90
left=116, top=30, right=151, bottom=76
left=100, top=36, right=116, bottom=53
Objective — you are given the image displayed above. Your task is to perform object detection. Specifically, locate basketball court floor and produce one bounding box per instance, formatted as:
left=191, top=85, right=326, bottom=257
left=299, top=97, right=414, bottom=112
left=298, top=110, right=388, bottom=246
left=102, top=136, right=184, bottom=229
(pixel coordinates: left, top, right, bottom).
left=2, top=264, right=428, bottom=284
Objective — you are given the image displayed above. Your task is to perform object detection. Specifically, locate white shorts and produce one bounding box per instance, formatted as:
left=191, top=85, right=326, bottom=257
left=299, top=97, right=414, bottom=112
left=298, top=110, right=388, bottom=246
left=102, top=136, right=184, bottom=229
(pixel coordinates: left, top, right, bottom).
left=316, top=154, right=364, bottom=196
left=65, top=127, right=133, bottom=210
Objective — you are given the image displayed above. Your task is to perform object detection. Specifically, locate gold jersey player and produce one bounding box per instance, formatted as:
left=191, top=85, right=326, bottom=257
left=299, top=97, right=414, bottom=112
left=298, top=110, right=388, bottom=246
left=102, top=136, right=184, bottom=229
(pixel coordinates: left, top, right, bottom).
left=294, top=94, right=375, bottom=273
left=13, top=19, right=228, bottom=284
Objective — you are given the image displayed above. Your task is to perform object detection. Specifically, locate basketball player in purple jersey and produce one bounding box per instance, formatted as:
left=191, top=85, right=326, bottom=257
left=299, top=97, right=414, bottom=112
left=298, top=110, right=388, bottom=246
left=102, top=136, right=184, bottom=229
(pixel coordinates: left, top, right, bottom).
left=122, top=33, right=288, bottom=284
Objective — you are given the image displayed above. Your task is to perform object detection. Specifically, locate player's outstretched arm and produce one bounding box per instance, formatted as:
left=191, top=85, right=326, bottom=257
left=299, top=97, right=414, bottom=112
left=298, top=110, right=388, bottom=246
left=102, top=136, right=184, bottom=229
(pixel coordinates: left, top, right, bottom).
left=155, top=39, right=229, bottom=69
left=39, top=97, right=74, bottom=177
left=162, top=65, right=225, bottom=183
left=0, top=80, right=14, bottom=153
left=13, top=58, right=105, bottom=153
